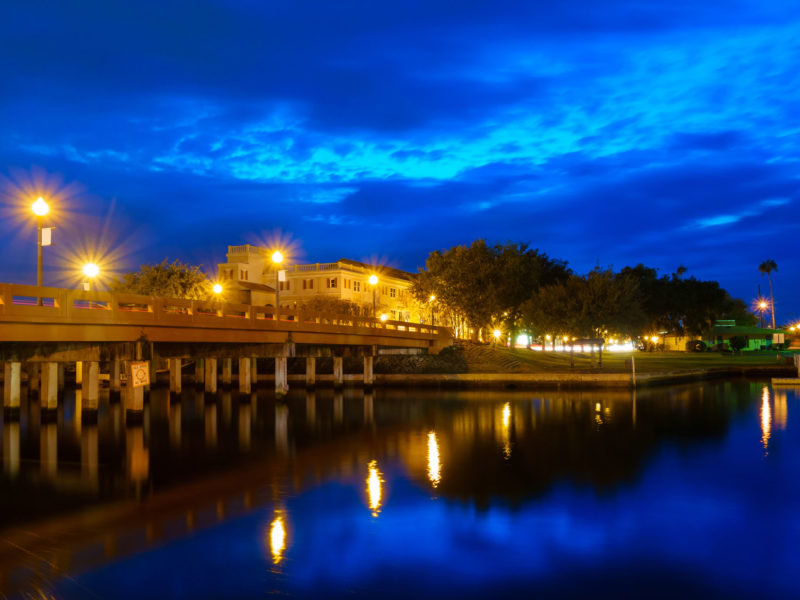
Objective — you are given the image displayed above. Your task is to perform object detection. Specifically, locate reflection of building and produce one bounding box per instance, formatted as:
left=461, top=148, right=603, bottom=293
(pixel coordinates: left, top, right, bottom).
left=218, top=245, right=422, bottom=322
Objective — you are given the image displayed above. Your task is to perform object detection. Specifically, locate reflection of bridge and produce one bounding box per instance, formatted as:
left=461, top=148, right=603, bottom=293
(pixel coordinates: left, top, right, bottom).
left=0, top=283, right=452, bottom=416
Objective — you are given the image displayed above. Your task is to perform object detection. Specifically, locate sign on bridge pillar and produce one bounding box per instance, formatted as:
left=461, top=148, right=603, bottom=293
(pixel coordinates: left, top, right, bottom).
left=125, top=361, right=148, bottom=421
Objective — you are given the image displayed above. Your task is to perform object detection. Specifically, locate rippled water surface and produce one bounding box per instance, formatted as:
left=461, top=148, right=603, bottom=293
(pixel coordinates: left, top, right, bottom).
left=1, top=380, right=799, bottom=599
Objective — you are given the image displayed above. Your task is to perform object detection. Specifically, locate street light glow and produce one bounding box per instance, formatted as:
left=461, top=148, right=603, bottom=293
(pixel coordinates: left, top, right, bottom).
left=212, top=283, right=223, bottom=295
left=272, top=250, right=283, bottom=264
left=493, top=329, right=501, bottom=339
left=32, top=197, right=49, bottom=217
left=368, top=274, right=378, bottom=286
left=82, top=262, right=99, bottom=279
left=380, top=313, right=388, bottom=322
left=429, top=295, right=435, bottom=302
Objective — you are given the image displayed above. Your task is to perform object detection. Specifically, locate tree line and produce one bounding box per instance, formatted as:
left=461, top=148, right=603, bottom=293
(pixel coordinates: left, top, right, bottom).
left=411, top=240, right=754, bottom=342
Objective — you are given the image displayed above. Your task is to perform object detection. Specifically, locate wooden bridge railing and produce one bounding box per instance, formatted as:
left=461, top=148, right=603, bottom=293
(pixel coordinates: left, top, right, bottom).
left=0, top=283, right=446, bottom=339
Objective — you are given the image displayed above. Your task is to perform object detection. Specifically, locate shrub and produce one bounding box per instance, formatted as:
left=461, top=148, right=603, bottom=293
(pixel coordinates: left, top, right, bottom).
left=729, top=336, right=747, bottom=353
left=685, top=340, right=707, bottom=352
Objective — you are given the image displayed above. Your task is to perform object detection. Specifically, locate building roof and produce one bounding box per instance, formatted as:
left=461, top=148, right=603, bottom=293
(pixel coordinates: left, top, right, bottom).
left=336, top=258, right=415, bottom=282
left=712, top=325, right=786, bottom=336
left=237, top=281, right=275, bottom=293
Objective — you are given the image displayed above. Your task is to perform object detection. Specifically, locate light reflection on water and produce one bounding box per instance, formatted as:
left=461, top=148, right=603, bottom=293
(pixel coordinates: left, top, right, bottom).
left=0, top=380, right=797, bottom=599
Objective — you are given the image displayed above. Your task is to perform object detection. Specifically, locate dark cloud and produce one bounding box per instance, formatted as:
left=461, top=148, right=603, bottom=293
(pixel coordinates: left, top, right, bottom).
left=1, top=0, right=800, bottom=318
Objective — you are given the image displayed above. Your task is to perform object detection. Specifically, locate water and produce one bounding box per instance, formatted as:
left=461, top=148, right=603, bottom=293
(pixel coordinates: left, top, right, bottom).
left=1, top=381, right=798, bottom=599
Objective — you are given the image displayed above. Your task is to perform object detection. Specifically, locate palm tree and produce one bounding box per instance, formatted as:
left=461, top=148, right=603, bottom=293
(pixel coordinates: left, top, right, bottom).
left=758, top=259, right=777, bottom=329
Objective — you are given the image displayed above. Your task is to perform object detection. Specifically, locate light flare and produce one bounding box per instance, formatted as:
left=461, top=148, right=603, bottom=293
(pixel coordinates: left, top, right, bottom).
left=761, top=386, right=771, bottom=453
left=269, top=514, right=286, bottom=564
left=427, top=432, right=441, bottom=488
left=367, top=460, right=383, bottom=516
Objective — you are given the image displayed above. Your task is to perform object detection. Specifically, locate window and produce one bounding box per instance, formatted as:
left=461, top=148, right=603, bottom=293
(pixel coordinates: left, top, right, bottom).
left=309, top=279, right=314, bottom=289
left=354, top=281, right=361, bottom=292
left=390, top=288, right=396, bottom=298
left=327, top=278, right=337, bottom=288
left=279, top=281, right=290, bottom=291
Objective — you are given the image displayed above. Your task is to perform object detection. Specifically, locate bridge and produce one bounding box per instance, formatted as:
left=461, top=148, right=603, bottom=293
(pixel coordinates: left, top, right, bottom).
left=0, top=283, right=453, bottom=417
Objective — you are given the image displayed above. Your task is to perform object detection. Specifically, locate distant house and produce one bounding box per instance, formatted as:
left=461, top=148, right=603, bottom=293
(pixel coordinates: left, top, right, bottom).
left=710, top=320, right=787, bottom=351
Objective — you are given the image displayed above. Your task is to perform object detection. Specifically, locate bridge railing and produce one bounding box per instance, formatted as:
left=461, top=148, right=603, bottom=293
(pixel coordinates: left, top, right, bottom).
left=0, top=283, right=448, bottom=339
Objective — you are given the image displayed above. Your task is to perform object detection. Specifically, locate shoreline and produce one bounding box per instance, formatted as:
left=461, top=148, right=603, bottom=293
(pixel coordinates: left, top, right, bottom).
left=284, top=366, right=797, bottom=389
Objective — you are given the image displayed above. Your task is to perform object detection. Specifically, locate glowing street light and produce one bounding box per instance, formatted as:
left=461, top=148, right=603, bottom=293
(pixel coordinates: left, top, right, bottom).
left=272, top=250, right=284, bottom=320
left=368, top=274, right=379, bottom=318
left=31, top=197, right=50, bottom=298
left=212, top=283, right=223, bottom=295
left=82, top=262, right=99, bottom=291
left=380, top=313, right=388, bottom=322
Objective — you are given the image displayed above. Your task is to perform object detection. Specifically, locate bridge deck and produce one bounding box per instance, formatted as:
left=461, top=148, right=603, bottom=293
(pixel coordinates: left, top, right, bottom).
left=0, top=283, right=452, bottom=351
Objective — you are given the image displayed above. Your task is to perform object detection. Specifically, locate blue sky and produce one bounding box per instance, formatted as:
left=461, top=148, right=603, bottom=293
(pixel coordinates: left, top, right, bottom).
left=1, top=0, right=798, bottom=320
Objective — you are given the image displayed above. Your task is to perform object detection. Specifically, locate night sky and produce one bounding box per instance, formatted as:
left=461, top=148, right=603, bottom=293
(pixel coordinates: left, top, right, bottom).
left=1, top=1, right=798, bottom=321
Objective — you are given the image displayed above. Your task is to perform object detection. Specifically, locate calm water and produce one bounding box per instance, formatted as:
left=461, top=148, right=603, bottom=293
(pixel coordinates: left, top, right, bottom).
left=1, top=380, right=799, bottom=599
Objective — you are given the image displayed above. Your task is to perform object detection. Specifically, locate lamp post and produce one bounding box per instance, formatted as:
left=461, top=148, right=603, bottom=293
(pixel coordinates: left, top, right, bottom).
left=272, top=250, right=284, bottom=321
left=368, top=274, right=378, bottom=318
left=32, top=197, right=49, bottom=304
left=429, top=294, right=436, bottom=326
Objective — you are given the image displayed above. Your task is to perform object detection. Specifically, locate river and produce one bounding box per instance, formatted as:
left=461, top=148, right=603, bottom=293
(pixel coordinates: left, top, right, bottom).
left=0, top=380, right=797, bottom=598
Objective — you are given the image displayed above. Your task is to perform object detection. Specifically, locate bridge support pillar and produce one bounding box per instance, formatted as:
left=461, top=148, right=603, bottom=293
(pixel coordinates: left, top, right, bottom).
left=363, top=356, right=374, bottom=391
left=275, top=357, right=289, bottom=399
left=3, top=362, right=21, bottom=417
left=204, top=358, right=218, bottom=394
left=333, top=357, right=343, bottom=390
left=334, top=392, right=343, bottom=424
left=41, top=362, right=58, bottom=416
left=110, top=360, right=121, bottom=394
left=364, top=392, right=374, bottom=424
left=81, top=361, right=99, bottom=413
left=28, top=363, right=40, bottom=394
left=75, top=361, right=83, bottom=386
left=169, top=359, right=182, bottom=395
left=221, top=359, right=232, bottom=387
left=125, top=384, right=144, bottom=421
left=195, top=359, right=205, bottom=386
left=57, top=363, right=65, bottom=391
left=238, top=357, right=251, bottom=394
left=305, top=357, right=316, bottom=389
left=275, top=403, right=288, bottom=453
left=251, top=357, right=258, bottom=387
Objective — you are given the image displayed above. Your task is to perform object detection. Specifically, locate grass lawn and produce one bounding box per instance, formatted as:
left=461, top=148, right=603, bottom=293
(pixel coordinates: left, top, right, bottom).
left=461, top=344, right=796, bottom=374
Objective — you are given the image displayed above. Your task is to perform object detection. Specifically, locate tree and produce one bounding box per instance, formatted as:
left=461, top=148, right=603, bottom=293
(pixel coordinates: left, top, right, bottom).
left=298, top=296, right=370, bottom=317
left=110, top=259, right=212, bottom=300
left=758, top=259, right=777, bottom=329
left=521, top=269, right=645, bottom=341
left=412, top=239, right=569, bottom=341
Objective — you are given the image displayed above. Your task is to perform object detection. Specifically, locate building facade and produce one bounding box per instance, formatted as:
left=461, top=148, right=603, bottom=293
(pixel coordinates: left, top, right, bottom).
left=217, top=245, right=424, bottom=322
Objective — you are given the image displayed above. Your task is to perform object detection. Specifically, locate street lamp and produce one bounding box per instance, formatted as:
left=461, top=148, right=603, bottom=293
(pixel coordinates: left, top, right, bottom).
left=82, top=262, right=100, bottom=308
left=212, top=283, right=223, bottom=295
left=272, top=250, right=284, bottom=320
left=368, top=274, right=378, bottom=318
left=32, top=197, right=49, bottom=300
left=429, top=294, right=436, bottom=326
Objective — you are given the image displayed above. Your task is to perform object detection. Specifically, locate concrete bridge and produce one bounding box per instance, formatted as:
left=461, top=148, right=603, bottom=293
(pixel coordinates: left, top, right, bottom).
left=0, top=283, right=453, bottom=418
